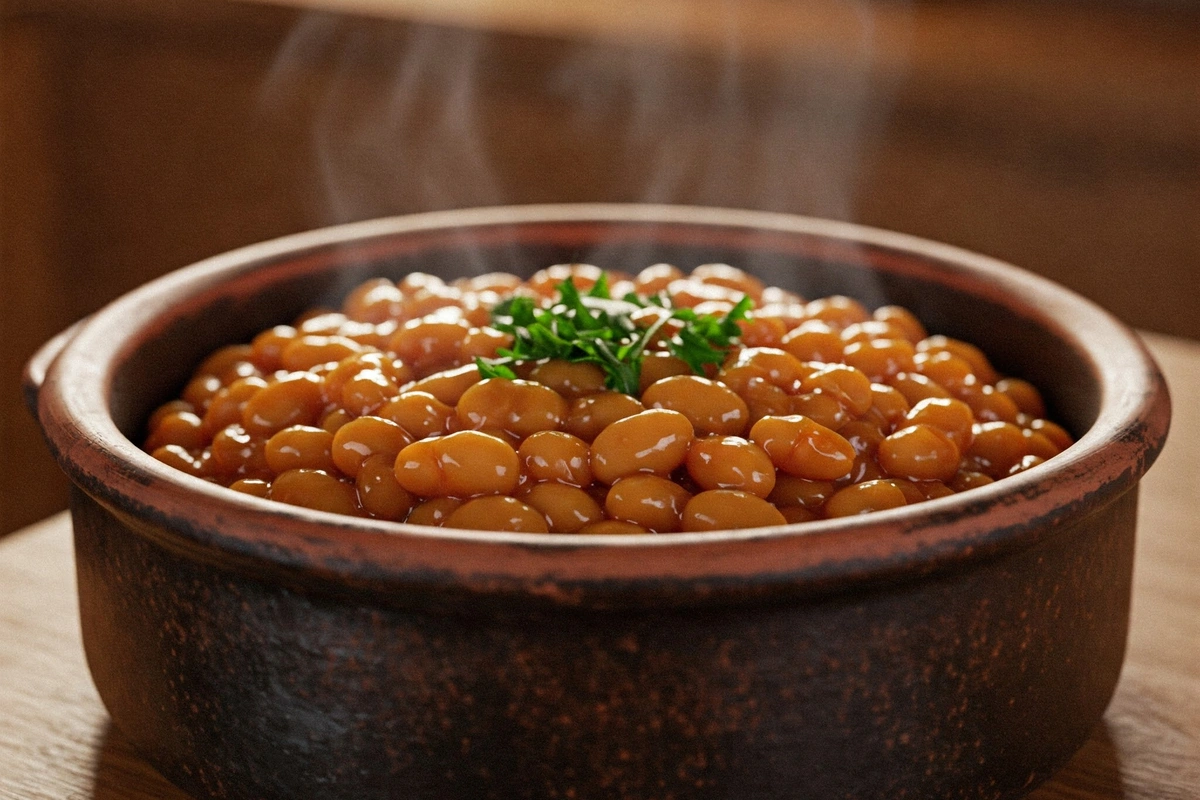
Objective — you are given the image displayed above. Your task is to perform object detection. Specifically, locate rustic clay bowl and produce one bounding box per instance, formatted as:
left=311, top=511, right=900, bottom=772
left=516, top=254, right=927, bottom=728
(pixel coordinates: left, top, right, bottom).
left=26, top=205, right=1169, bottom=800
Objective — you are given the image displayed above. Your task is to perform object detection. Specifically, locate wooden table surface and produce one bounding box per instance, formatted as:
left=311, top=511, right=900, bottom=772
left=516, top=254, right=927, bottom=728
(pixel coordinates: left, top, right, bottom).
left=2, top=332, right=1197, bottom=799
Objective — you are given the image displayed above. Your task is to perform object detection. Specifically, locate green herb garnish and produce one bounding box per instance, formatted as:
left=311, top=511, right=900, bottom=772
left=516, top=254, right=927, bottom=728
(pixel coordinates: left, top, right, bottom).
left=475, top=275, right=752, bottom=395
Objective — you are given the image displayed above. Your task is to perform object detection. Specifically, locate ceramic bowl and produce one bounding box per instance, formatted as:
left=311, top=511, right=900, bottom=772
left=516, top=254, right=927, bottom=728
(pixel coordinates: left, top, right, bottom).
left=25, top=205, right=1170, bottom=800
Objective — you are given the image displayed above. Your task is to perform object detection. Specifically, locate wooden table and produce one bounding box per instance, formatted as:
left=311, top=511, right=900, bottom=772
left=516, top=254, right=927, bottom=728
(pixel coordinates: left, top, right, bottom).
left=2, top=332, right=1197, bottom=799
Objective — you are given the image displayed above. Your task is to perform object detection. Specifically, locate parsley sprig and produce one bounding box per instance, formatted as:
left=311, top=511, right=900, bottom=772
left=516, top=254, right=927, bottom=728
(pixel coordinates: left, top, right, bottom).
left=475, top=274, right=752, bottom=395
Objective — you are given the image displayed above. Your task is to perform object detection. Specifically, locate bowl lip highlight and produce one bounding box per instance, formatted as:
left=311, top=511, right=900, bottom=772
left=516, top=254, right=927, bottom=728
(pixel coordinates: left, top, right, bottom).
left=30, top=204, right=1171, bottom=604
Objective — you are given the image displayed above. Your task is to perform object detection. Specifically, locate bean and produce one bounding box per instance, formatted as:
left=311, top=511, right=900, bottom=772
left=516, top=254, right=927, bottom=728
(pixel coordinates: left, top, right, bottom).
left=866, top=383, right=911, bottom=430
left=913, top=350, right=976, bottom=393
left=825, top=480, right=908, bottom=517
left=738, top=314, right=788, bottom=348
left=768, top=475, right=836, bottom=511
left=342, top=278, right=403, bottom=323
left=590, top=409, right=694, bottom=484
left=904, top=397, right=975, bottom=452
left=150, top=444, right=212, bottom=479
left=518, top=431, right=592, bottom=486
left=872, top=305, right=927, bottom=343
left=320, top=408, right=353, bottom=434
left=520, top=483, right=603, bottom=532
left=279, top=334, right=364, bottom=372
left=563, top=392, right=645, bottom=442
left=444, top=496, right=549, bottom=533
left=918, top=335, right=998, bottom=384
left=842, top=338, right=916, bottom=383
left=804, top=295, right=870, bottom=328
left=685, top=436, right=775, bottom=497
left=666, top=277, right=746, bottom=309
left=843, top=452, right=886, bottom=485
left=840, top=319, right=905, bottom=345
left=297, top=311, right=347, bottom=334
left=197, top=344, right=257, bottom=380
left=398, top=285, right=465, bottom=320
left=454, top=272, right=523, bottom=295
left=406, top=497, right=462, bottom=526
left=737, top=378, right=794, bottom=423
left=460, top=326, right=512, bottom=360
left=958, top=383, right=1020, bottom=424
left=241, top=373, right=325, bottom=436
left=723, top=347, right=812, bottom=395
left=781, top=320, right=845, bottom=363
left=407, top=363, right=483, bottom=405
left=881, top=478, right=926, bottom=504
left=201, top=376, right=268, bottom=436
left=331, top=416, right=412, bottom=478
left=889, top=371, right=952, bottom=406
left=1008, top=454, right=1046, bottom=475
left=229, top=478, right=271, bottom=498
left=348, top=453, right=414, bottom=520
left=681, top=490, right=786, bottom=531
left=691, top=263, right=764, bottom=301
left=605, top=475, right=692, bottom=532
left=877, top=424, right=961, bottom=482
left=394, top=430, right=520, bottom=498
left=799, top=363, right=873, bottom=416
left=642, top=375, right=749, bottom=436
left=996, top=377, right=1047, bottom=418
left=457, top=378, right=569, bottom=438
left=577, top=520, right=648, bottom=535
left=379, top=390, right=455, bottom=440
left=780, top=505, right=819, bottom=524
left=1029, top=418, right=1073, bottom=451
left=250, top=325, right=298, bottom=372
left=270, top=469, right=361, bottom=516
left=209, top=424, right=271, bottom=479
left=145, top=410, right=207, bottom=452
left=950, top=470, right=994, bottom=492
left=528, top=360, right=608, bottom=399
left=633, top=263, right=685, bottom=295
left=265, top=425, right=335, bottom=474
left=637, top=353, right=693, bottom=393
left=181, top=374, right=223, bottom=410
left=388, top=318, right=470, bottom=374
left=749, top=415, right=855, bottom=481
left=788, top=391, right=851, bottom=430
left=838, top=420, right=885, bottom=457
left=527, top=263, right=605, bottom=297
left=755, top=301, right=808, bottom=330
left=918, top=480, right=956, bottom=500
left=965, top=421, right=1028, bottom=479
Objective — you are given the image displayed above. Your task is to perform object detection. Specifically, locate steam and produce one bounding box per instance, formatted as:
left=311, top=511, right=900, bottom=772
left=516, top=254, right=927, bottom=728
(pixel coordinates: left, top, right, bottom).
left=550, top=0, right=894, bottom=221
left=260, top=1, right=910, bottom=272
left=261, top=14, right=506, bottom=223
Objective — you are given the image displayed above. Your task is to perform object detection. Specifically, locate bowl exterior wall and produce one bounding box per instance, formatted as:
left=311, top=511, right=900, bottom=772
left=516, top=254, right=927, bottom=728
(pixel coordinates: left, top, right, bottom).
left=73, top=485, right=1136, bottom=800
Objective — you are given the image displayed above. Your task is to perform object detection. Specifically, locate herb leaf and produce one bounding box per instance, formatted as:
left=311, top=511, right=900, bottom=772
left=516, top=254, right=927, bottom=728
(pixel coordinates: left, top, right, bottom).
left=479, top=275, right=751, bottom=395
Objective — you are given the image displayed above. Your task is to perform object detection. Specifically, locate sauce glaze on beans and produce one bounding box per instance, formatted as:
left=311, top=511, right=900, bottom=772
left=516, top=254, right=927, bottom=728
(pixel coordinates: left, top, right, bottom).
left=145, top=264, right=1074, bottom=533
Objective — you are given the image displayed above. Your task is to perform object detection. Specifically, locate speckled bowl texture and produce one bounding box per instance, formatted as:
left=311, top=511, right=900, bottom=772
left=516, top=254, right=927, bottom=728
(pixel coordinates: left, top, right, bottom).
left=26, top=205, right=1170, bottom=800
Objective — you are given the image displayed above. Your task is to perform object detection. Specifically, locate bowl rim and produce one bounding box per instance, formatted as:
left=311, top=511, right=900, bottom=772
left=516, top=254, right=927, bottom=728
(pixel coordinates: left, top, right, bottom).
left=32, top=203, right=1171, bottom=605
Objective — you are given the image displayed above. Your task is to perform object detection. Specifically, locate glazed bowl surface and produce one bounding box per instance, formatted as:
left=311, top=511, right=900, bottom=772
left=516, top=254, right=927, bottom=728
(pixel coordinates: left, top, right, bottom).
left=26, top=205, right=1169, bottom=800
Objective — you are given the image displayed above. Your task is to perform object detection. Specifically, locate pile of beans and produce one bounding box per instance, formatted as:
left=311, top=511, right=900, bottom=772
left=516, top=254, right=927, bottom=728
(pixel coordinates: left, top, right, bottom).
left=144, top=263, right=1073, bottom=533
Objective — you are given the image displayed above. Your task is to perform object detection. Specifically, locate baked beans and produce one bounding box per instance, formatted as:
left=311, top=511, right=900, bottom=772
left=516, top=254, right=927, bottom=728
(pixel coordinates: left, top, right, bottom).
left=145, top=264, right=1074, bottom=532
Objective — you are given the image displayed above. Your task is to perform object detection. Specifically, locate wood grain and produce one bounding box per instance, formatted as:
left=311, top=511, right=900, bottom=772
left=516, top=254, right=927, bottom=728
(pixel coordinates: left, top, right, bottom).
left=1, top=334, right=1197, bottom=797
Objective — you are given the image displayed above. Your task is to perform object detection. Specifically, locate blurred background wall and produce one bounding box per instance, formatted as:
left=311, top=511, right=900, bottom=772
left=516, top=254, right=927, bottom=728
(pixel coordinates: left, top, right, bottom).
left=2, top=0, right=1197, bottom=534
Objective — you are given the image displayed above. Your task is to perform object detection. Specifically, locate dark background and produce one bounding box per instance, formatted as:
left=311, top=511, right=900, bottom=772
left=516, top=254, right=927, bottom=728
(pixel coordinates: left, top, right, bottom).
left=2, top=0, right=1197, bottom=534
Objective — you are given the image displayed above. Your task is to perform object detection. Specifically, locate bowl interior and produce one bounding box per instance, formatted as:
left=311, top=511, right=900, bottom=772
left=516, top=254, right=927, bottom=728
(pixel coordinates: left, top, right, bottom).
left=111, top=216, right=1096, bottom=449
